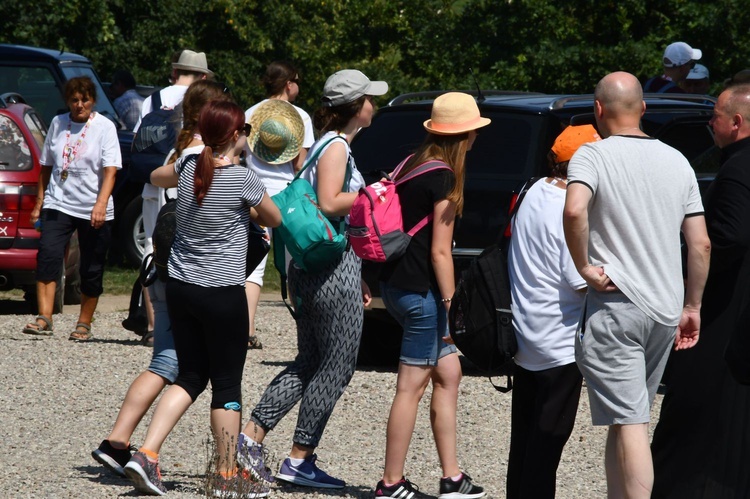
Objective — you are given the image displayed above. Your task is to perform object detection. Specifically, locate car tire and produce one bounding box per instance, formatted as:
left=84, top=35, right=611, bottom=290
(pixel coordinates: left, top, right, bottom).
left=121, top=195, right=146, bottom=268
left=357, top=311, right=402, bottom=367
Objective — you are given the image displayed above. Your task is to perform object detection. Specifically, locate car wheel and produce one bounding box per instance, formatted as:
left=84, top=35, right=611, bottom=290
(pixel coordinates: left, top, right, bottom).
left=357, top=311, right=402, bottom=367
left=121, top=196, right=146, bottom=268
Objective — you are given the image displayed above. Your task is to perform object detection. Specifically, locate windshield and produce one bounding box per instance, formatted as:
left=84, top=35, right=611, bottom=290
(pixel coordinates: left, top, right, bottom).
left=61, top=65, right=121, bottom=127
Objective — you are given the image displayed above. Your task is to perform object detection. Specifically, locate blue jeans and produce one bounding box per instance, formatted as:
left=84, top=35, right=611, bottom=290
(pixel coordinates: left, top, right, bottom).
left=146, top=280, right=178, bottom=383
left=380, top=283, right=457, bottom=366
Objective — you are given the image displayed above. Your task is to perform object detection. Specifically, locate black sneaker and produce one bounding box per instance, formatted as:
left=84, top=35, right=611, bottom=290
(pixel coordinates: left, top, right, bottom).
left=375, top=477, right=428, bottom=498
left=91, top=440, right=134, bottom=477
left=438, top=472, right=485, bottom=499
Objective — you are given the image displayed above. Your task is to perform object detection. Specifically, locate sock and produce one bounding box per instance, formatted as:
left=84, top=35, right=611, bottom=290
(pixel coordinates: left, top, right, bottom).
left=109, top=440, right=129, bottom=450
left=450, top=472, right=463, bottom=482
left=239, top=432, right=259, bottom=446
left=384, top=477, right=405, bottom=487
left=288, top=457, right=306, bottom=466
left=219, top=468, right=238, bottom=479
left=139, top=447, right=159, bottom=462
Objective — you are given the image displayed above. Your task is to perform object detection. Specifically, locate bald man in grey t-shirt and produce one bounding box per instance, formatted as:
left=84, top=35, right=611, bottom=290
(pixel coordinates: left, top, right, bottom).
left=563, top=71, right=711, bottom=499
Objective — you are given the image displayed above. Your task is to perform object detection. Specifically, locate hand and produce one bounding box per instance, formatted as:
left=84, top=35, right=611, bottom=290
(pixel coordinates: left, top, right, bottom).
left=361, top=279, right=372, bottom=307
left=674, top=306, right=701, bottom=350
left=30, top=206, right=41, bottom=225
left=580, top=264, right=618, bottom=292
left=90, top=202, right=106, bottom=229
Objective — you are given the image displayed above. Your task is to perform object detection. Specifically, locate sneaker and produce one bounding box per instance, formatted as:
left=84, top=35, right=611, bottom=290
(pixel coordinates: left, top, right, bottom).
left=438, top=472, right=485, bottom=499
left=375, top=477, right=428, bottom=498
left=236, top=433, right=274, bottom=483
left=275, top=454, right=345, bottom=489
left=91, top=439, right=134, bottom=477
left=124, top=451, right=167, bottom=496
left=211, top=470, right=270, bottom=498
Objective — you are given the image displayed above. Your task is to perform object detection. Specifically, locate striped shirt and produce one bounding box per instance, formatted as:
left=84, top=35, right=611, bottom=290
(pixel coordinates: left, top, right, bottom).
left=168, top=154, right=267, bottom=287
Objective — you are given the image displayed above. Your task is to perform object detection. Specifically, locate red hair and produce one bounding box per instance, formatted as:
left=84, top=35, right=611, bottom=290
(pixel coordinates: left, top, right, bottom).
left=194, top=100, right=245, bottom=205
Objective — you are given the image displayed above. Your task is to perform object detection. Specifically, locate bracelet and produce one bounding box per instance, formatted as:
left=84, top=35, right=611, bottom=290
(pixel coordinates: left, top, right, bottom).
left=441, top=297, right=452, bottom=303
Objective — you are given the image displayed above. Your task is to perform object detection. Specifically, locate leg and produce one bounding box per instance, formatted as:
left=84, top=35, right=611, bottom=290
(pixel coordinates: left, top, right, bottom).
left=382, top=363, right=433, bottom=483
left=606, top=423, right=653, bottom=499
left=143, top=286, right=155, bottom=332
left=74, top=218, right=112, bottom=338
left=108, top=370, right=169, bottom=446
left=430, top=352, right=462, bottom=478
left=35, top=280, right=57, bottom=320
left=140, top=384, right=194, bottom=454
left=245, top=281, right=262, bottom=347
left=506, top=365, right=536, bottom=499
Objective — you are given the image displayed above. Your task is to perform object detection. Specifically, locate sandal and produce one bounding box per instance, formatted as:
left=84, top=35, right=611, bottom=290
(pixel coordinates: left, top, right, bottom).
left=69, top=323, right=93, bottom=342
left=22, top=315, right=54, bottom=336
left=247, top=334, right=263, bottom=350
left=141, top=330, right=154, bottom=347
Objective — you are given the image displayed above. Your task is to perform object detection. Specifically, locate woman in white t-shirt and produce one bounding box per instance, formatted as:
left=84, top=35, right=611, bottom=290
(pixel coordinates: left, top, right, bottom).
left=23, top=76, right=122, bottom=341
left=244, top=60, right=315, bottom=349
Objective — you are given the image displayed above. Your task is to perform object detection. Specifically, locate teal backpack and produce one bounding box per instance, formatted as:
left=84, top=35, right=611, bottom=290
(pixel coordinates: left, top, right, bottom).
left=271, top=135, right=351, bottom=276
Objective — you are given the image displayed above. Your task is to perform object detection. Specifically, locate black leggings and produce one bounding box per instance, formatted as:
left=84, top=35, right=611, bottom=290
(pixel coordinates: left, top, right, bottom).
left=166, top=279, right=249, bottom=409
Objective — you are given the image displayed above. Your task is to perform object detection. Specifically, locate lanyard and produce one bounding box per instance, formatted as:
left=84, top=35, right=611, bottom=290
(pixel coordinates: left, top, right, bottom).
left=61, top=112, right=95, bottom=181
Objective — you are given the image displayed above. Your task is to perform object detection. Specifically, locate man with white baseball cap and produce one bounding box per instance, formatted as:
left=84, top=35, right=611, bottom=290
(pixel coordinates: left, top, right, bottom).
left=643, top=41, right=702, bottom=94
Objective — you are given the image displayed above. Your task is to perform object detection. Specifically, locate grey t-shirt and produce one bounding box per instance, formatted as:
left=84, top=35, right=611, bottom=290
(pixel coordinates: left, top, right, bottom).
left=568, top=135, right=704, bottom=326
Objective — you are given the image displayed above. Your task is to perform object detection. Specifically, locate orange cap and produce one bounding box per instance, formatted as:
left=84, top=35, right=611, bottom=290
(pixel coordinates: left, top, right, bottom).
left=551, top=124, right=601, bottom=163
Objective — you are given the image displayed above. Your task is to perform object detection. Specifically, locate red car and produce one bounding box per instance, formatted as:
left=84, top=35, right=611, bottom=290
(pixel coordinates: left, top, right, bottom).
left=0, top=92, right=80, bottom=312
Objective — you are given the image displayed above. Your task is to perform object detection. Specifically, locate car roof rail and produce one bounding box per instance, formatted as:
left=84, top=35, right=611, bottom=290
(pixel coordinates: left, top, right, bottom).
left=0, top=92, right=27, bottom=108
left=549, top=93, right=716, bottom=110
left=388, top=90, right=541, bottom=106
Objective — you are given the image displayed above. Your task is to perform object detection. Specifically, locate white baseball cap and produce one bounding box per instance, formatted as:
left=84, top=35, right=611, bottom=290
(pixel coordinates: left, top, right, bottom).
left=686, top=64, right=709, bottom=80
left=663, top=42, right=702, bottom=67
left=321, top=70, right=388, bottom=107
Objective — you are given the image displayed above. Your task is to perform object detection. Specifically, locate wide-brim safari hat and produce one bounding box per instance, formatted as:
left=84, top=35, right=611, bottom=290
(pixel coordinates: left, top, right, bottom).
left=248, top=100, right=304, bottom=165
left=172, top=50, right=214, bottom=76
left=423, top=92, right=491, bottom=135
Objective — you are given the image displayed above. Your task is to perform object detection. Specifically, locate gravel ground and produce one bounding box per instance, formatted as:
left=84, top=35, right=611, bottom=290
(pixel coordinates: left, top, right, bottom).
left=0, top=294, right=664, bottom=498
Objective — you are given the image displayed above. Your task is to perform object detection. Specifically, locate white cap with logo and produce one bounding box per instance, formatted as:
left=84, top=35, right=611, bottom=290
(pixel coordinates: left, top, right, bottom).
left=663, top=42, right=702, bottom=67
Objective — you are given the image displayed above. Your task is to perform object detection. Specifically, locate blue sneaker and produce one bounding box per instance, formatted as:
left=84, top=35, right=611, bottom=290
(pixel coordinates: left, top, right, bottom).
left=275, top=454, right=345, bottom=489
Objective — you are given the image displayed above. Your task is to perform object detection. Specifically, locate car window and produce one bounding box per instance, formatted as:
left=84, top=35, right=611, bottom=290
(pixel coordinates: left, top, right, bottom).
left=466, top=113, right=539, bottom=177
left=0, top=115, right=33, bottom=171
left=61, top=65, right=120, bottom=127
left=23, top=109, right=47, bottom=150
left=0, top=65, right=65, bottom=126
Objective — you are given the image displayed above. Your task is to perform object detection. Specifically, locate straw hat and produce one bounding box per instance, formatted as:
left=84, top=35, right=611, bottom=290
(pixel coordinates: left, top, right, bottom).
left=172, top=50, right=213, bottom=76
left=248, top=100, right=304, bottom=165
left=423, top=92, right=491, bottom=135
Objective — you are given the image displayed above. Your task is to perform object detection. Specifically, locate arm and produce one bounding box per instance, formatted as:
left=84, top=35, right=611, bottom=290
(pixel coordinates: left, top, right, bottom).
left=291, top=148, right=308, bottom=173
left=675, top=215, right=711, bottom=350
left=316, top=142, right=358, bottom=217
left=563, top=182, right=616, bottom=291
left=31, top=165, right=53, bottom=224
left=431, top=199, right=457, bottom=310
left=90, top=166, right=118, bottom=228
left=250, top=193, right=282, bottom=228
left=150, top=163, right=179, bottom=188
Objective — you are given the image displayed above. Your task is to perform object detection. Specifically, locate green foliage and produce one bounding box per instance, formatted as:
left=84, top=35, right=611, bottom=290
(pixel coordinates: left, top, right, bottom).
left=1, top=0, right=749, bottom=111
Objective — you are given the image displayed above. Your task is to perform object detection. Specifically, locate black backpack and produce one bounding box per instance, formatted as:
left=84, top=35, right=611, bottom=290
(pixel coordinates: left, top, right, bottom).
left=448, top=177, right=541, bottom=392
left=130, top=91, right=181, bottom=184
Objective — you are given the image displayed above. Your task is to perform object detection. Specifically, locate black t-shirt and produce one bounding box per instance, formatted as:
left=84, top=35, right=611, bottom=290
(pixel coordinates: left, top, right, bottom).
left=379, top=168, right=455, bottom=292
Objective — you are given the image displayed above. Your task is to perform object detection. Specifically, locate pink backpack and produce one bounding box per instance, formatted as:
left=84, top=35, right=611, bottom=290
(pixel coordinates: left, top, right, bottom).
left=348, top=156, right=451, bottom=262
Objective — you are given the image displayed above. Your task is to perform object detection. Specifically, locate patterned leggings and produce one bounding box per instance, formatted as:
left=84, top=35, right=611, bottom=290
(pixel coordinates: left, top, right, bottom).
left=250, top=248, right=363, bottom=448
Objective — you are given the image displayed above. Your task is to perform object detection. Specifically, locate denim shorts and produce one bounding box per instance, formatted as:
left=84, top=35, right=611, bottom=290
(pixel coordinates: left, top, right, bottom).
left=380, top=282, right=457, bottom=366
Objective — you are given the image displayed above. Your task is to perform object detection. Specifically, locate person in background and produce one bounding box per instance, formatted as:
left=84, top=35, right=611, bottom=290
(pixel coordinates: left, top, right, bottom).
left=133, top=49, right=212, bottom=345
left=123, top=100, right=281, bottom=497
left=110, top=69, right=145, bottom=131
left=723, top=69, right=750, bottom=88
left=643, top=41, right=702, bottom=93
left=375, top=92, right=488, bottom=499
left=22, top=76, right=121, bottom=341
left=681, top=64, right=711, bottom=95
left=564, top=71, right=710, bottom=499
left=91, top=79, right=229, bottom=478
left=236, top=69, right=386, bottom=490
left=506, top=125, right=599, bottom=499
left=244, top=61, right=315, bottom=350
left=651, top=83, right=750, bottom=499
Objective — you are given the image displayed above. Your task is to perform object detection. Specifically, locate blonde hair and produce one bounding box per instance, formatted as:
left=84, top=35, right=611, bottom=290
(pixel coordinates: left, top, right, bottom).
left=395, top=132, right=470, bottom=215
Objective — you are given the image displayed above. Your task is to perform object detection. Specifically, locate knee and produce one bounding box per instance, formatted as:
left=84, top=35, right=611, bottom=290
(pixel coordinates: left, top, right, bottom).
left=211, top=385, right=242, bottom=410
left=175, top=374, right=209, bottom=402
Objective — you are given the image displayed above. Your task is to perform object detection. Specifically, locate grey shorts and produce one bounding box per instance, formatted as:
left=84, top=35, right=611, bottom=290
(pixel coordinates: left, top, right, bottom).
left=575, top=290, right=676, bottom=426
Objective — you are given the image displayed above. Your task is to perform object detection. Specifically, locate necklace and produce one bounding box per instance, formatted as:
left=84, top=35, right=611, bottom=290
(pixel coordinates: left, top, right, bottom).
left=213, top=153, right=233, bottom=165
left=611, top=127, right=644, bottom=136
left=61, top=112, right=95, bottom=182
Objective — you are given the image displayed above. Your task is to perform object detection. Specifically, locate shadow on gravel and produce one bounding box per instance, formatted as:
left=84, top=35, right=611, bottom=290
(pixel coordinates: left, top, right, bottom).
left=83, top=338, right=144, bottom=346
left=276, top=482, right=394, bottom=498
left=0, top=298, right=30, bottom=315
left=77, top=465, right=203, bottom=495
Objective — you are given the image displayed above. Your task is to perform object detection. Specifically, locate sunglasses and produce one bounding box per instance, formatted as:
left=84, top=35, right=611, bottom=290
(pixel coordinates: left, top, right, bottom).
left=240, top=123, right=251, bottom=135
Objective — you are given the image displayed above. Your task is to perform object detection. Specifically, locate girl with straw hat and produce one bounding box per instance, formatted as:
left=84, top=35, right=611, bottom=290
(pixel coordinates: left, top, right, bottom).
left=375, top=92, right=489, bottom=499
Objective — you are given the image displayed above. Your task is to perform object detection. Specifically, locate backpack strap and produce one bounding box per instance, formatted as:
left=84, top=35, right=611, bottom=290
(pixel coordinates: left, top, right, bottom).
left=151, top=90, right=162, bottom=113
left=498, top=176, right=543, bottom=245
left=393, top=159, right=453, bottom=236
